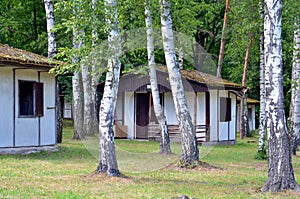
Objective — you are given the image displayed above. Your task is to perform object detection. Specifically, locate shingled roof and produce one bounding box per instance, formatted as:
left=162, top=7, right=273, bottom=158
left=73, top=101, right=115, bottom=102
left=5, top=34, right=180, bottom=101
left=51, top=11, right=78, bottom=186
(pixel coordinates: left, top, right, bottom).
left=156, top=65, right=242, bottom=90
left=0, top=44, right=61, bottom=69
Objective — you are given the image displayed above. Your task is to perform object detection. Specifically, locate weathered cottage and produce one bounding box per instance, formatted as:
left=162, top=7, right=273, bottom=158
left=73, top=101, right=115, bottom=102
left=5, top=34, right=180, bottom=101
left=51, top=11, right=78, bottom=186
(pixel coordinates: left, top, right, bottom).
left=237, top=97, right=259, bottom=132
left=0, top=44, right=59, bottom=154
left=112, top=66, right=243, bottom=144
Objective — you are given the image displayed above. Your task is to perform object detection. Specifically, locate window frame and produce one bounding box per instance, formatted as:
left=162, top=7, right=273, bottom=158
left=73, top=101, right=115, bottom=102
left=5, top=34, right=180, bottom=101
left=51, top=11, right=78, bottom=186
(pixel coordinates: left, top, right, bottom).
left=18, top=80, right=44, bottom=118
left=220, top=97, right=231, bottom=122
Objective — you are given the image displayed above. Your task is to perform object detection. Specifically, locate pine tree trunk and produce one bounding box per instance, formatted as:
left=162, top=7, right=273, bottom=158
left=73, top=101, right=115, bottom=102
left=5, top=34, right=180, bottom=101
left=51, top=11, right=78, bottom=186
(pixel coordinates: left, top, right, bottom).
left=97, top=0, right=120, bottom=177
left=159, top=0, right=198, bottom=167
left=216, top=0, right=230, bottom=78
left=240, top=35, right=252, bottom=138
left=257, top=0, right=267, bottom=159
left=291, top=21, right=300, bottom=155
left=44, top=0, right=62, bottom=143
left=145, top=0, right=171, bottom=154
left=262, top=0, right=298, bottom=192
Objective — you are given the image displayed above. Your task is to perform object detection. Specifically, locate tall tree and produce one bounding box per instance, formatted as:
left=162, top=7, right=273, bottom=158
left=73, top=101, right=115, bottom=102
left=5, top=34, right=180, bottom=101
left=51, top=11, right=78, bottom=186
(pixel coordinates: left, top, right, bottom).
left=91, top=0, right=99, bottom=135
left=72, top=2, right=84, bottom=140
left=216, top=0, right=230, bottom=78
left=159, top=0, right=198, bottom=167
left=240, top=35, right=252, bottom=139
left=96, top=0, right=120, bottom=177
left=290, top=21, right=300, bottom=155
left=257, top=0, right=267, bottom=159
left=145, top=0, right=171, bottom=154
left=44, top=0, right=63, bottom=143
left=80, top=32, right=95, bottom=136
left=44, top=0, right=56, bottom=58
left=261, top=0, right=298, bottom=192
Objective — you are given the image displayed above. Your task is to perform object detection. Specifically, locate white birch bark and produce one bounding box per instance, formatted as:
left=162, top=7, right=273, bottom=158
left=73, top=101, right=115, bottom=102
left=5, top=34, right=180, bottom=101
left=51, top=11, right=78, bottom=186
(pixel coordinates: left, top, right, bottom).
left=97, top=0, right=120, bottom=176
left=257, top=0, right=267, bottom=158
left=72, top=5, right=84, bottom=140
left=91, top=0, right=99, bottom=135
left=81, top=52, right=94, bottom=135
left=145, top=0, right=171, bottom=154
left=291, top=21, right=300, bottom=155
left=262, top=0, right=298, bottom=192
left=44, top=0, right=56, bottom=58
left=44, top=0, right=63, bottom=143
left=178, top=45, right=183, bottom=70
left=216, top=0, right=230, bottom=78
left=72, top=70, right=84, bottom=139
left=159, top=0, right=199, bottom=166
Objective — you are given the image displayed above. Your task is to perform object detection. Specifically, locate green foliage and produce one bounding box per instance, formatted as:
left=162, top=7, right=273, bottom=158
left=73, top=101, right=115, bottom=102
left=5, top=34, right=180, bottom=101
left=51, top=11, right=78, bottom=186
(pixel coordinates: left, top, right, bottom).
left=58, top=76, right=73, bottom=103
left=222, top=0, right=260, bottom=100
left=0, top=0, right=47, bottom=55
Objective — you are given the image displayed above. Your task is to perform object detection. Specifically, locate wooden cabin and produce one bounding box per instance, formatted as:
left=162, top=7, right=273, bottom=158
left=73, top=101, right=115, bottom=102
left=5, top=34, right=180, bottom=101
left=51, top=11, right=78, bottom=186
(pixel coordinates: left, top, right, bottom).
left=0, top=44, right=59, bottom=154
left=112, top=66, right=243, bottom=145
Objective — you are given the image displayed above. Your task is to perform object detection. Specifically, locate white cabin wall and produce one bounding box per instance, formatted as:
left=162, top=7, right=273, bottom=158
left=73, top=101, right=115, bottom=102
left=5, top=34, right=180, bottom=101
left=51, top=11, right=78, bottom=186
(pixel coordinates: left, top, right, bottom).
left=219, top=90, right=229, bottom=141
left=63, top=102, right=72, bottom=119
left=15, top=70, right=39, bottom=146
left=196, top=92, right=206, bottom=125
left=248, top=104, right=256, bottom=131
left=164, top=92, right=177, bottom=125
left=209, top=90, right=218, bottom=141
left=0, top=68, right=14, bottom=147
left=40, top=72, right=56, bottom=145
left=230, top=93, right=236, bottom=140
left=124, top=92, right=134, bottom=139
left=115, top=92, right=123, bottom=122
left=185, top=92, right=195, bottom=122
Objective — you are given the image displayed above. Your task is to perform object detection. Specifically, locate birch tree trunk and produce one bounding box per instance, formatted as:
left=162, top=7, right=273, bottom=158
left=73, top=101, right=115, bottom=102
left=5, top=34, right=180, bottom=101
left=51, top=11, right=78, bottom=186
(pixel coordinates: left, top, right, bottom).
left=44, top=0, right=62, bottom=143
left=96, top=0, right=120, bottom=176
left=240, top=35, right=252, bottom=139
left=72, top=5, right=84, bottom=140
left=145, top=0, right=171, bottom=154
left=216, top=0, right=230, bottom=78
left=257, top=0, right=267, bottom=159
left=72, top=69, right=84, bottom=139
left=261, top=0, right=298, bottom=192
left=291, top=21, right=300, bottom=155
left=159, top=0, right=199, bottom=167
left=44, top=0, right=56, bottom=58
left=91, top=0, right=99, bottom=135
left=80, top=40, right=94, bottom=135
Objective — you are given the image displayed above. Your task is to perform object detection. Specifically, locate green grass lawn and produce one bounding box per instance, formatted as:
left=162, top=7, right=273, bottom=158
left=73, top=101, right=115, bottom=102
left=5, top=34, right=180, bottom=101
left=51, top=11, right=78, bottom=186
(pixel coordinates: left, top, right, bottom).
left=1, top=124, right=300, bottom=199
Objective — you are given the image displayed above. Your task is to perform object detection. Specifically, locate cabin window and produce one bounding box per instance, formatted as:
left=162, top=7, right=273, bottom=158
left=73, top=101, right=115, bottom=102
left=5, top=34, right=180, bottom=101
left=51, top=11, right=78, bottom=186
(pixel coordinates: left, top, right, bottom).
left=19, top=81, right=44, bottom=117
left=220, top=97, right=231, bottom=122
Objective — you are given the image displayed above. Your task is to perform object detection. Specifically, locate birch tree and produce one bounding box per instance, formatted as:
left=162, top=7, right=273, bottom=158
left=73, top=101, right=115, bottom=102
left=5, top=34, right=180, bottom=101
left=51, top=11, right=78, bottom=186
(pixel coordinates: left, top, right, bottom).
left=240, top=35, right=252, bottom=139
left=91, top=0, right=99, bottom=135
left=72, top=3, right=84, bottom=140
left=159, top=0, right=199, bottom=167
left=96, top=0, right=120, bottom=176
left=257, top=0, right=267, bottom=159
left=44, top=0, right=63, bottom=143
left=216, top=0, right=230, bottom=78
left=261, top=0, right=298, bottom=192
left=81, top=37, right=95, bottom=136
left=290, top=21, right=300, bottom=155
left=145, top=0, right=171, bottom=154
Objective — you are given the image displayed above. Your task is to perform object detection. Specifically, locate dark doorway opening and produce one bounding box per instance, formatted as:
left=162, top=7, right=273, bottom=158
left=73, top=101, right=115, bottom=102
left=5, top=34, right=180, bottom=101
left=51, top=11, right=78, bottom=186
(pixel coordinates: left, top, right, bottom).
left=135, top=93, right=150, bottom=139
